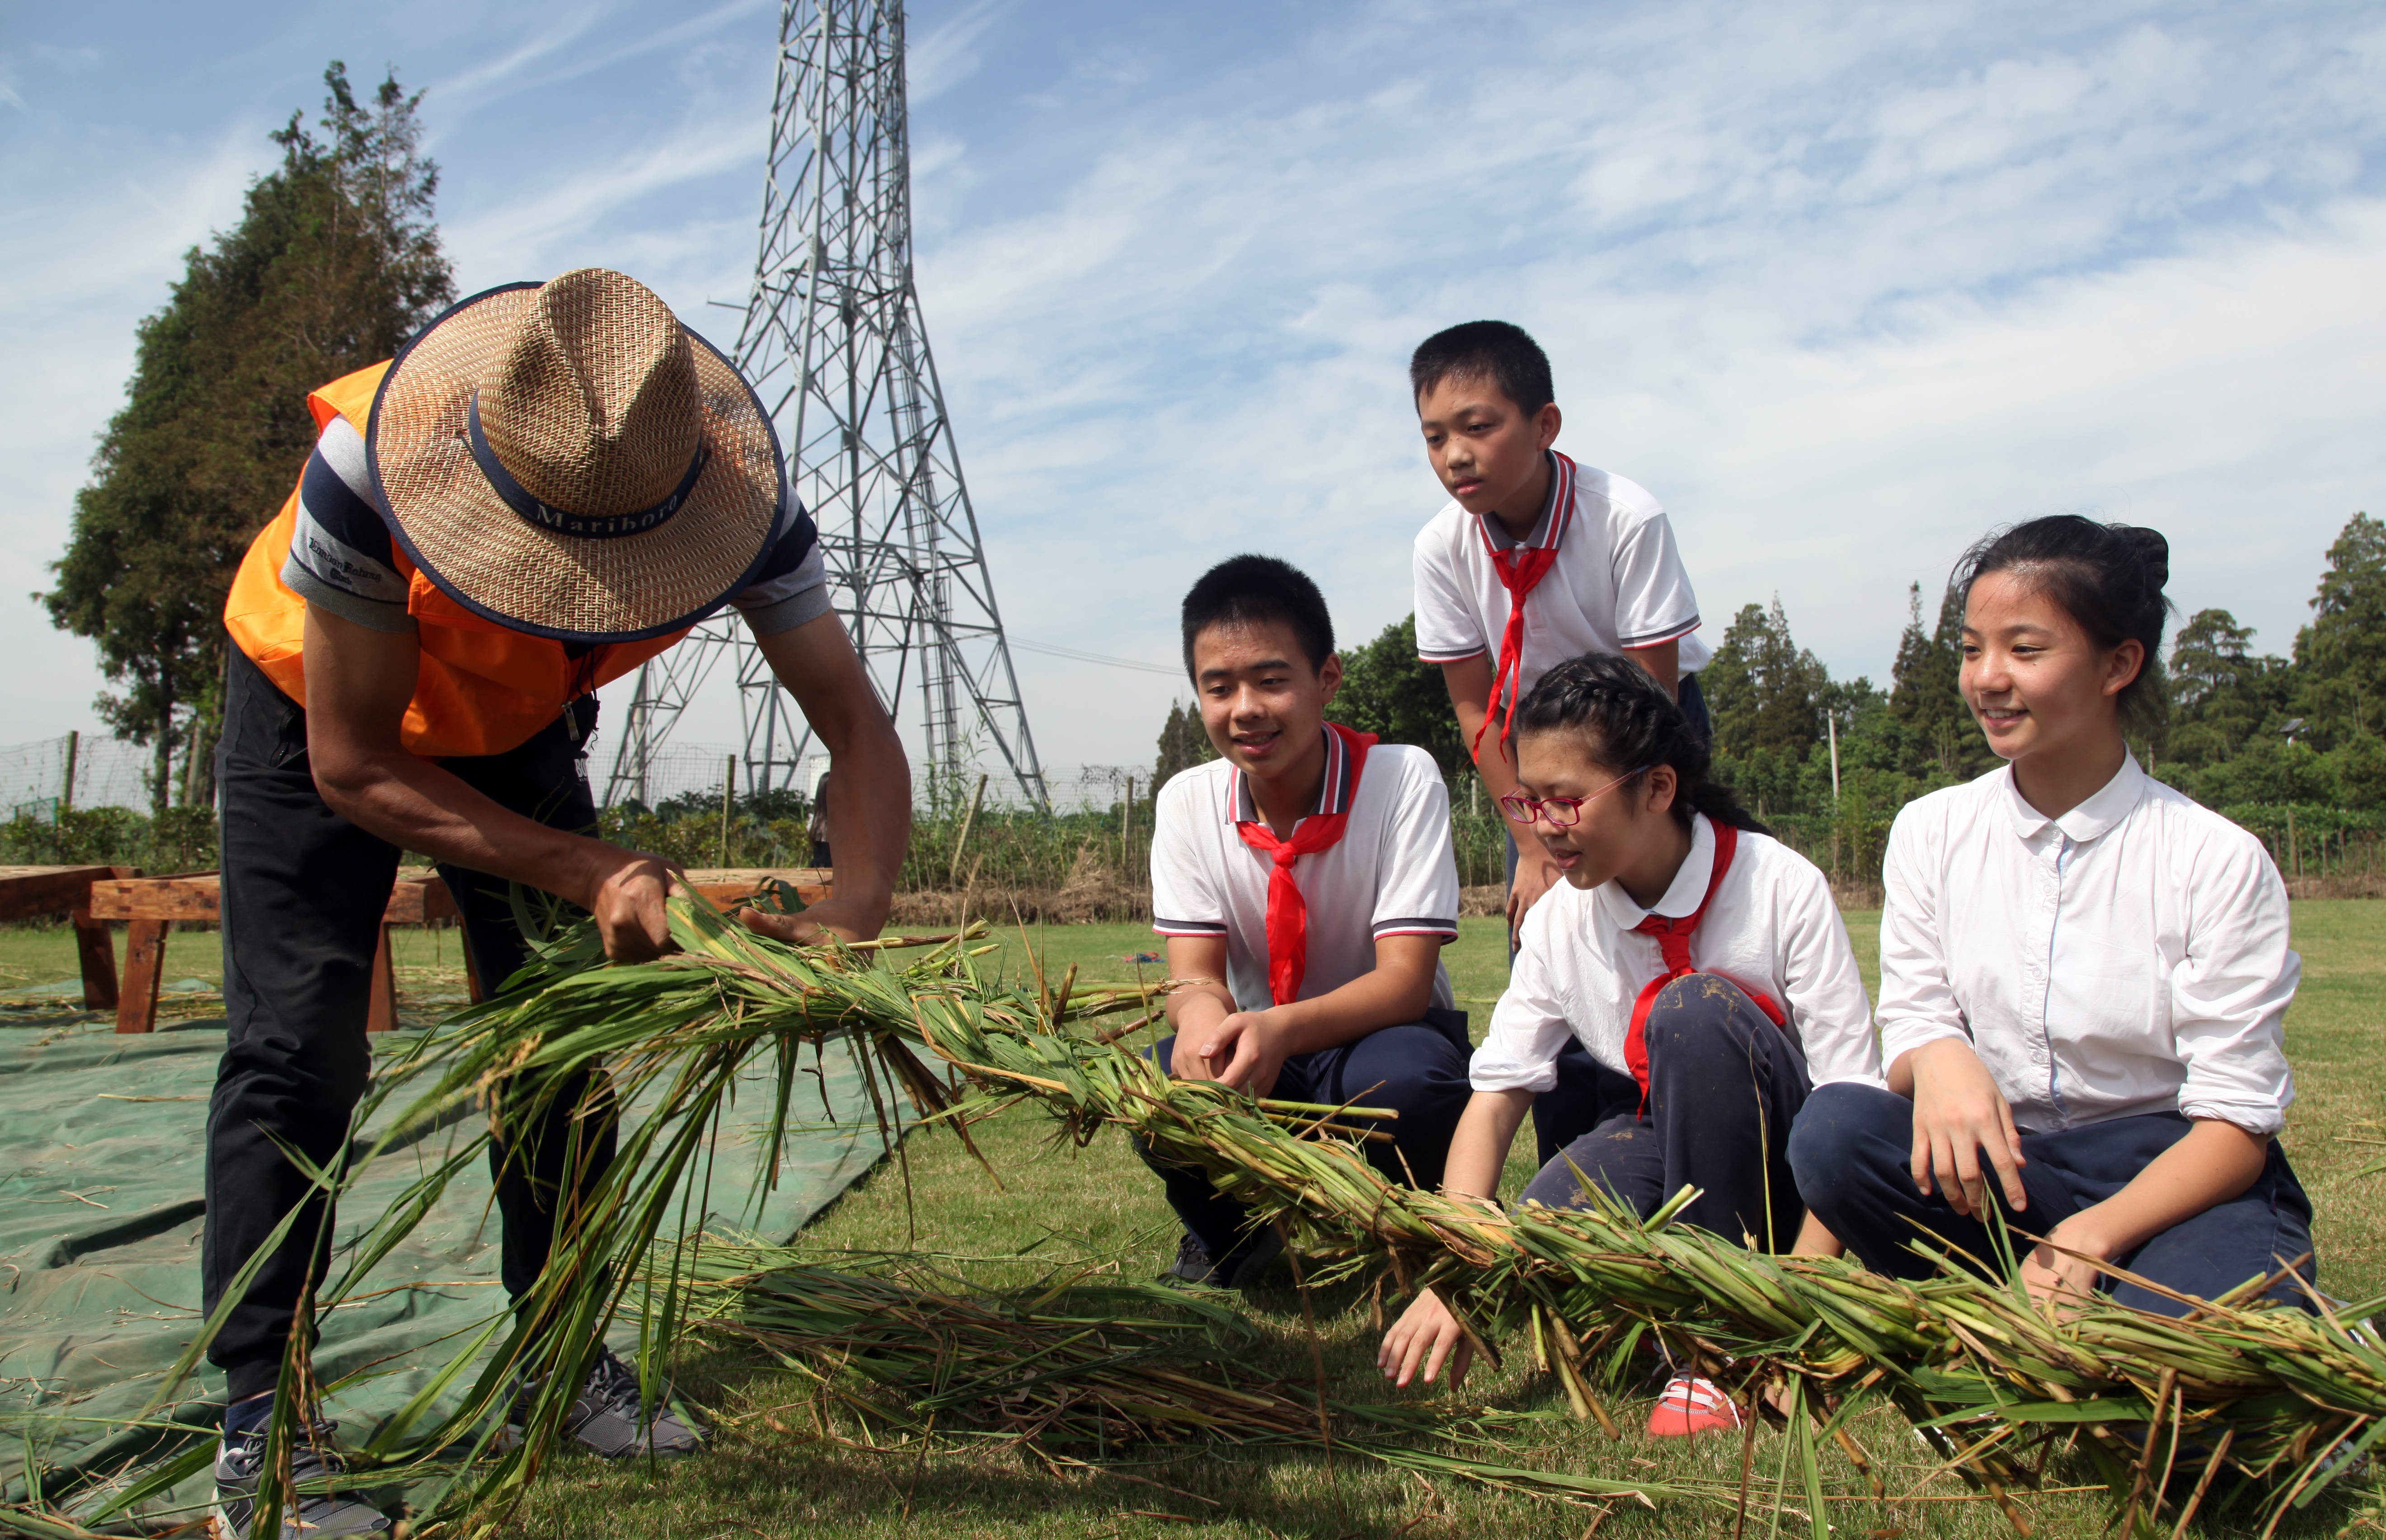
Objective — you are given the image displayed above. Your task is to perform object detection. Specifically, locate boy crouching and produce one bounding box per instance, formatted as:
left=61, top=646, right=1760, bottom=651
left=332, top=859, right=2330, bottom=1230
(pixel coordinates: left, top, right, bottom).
left=1145, top=554, right=1472, bottom=1286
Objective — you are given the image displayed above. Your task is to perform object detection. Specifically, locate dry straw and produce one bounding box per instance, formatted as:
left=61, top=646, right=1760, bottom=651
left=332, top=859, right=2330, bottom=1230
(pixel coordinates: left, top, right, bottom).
left=26, top=898, right=2381, bottom=1538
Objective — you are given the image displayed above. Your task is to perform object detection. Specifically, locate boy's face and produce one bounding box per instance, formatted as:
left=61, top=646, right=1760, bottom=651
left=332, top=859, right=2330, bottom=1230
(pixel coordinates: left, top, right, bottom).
left=1190, top=618, right=1343, bottom=783
left=1416, top=374, right=1563, bottom=521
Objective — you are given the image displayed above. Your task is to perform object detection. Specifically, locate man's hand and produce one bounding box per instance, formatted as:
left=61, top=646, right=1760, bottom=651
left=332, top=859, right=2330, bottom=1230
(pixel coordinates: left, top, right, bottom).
left=1174, top=1008, right=1287, bottom=1097
left=1506, top=846, right=1564, bottom=944
left=1903, top=1037, right=2028, bottom=1217
left=585, top=848, right=682, bottom=962
left=737, top=896, right=883, bottom=948
left=1378, top=1289, right=1474, bottom=1389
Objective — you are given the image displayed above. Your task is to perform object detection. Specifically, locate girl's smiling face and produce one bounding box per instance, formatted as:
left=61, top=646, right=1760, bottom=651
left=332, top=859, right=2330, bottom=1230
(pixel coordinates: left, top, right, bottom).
left=1512, top=728, right=1679, bottom=897
left=1961, top=568, right=2144, bottom=769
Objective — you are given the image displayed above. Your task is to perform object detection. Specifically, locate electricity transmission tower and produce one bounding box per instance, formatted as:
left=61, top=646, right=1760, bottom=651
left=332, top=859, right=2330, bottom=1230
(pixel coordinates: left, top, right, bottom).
left=605, top=0, right=1047, bottom=813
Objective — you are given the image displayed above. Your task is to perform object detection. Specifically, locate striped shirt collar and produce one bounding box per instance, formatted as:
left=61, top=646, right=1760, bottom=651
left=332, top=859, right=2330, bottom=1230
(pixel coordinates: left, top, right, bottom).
left=1224, top=724, right=1360, bottom=826
left=1474, top=451, right=1576, bottom=553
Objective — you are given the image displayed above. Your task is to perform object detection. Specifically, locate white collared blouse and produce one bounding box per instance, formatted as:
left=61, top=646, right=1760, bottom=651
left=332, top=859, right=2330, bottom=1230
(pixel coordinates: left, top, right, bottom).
left=1470, top=813, right=1883, bottom=1094
left=1877, top=755, right=2298, bottom=1136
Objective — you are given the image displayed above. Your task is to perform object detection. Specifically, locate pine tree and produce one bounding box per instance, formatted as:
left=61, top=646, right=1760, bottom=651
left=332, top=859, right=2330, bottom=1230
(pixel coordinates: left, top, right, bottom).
left=2167, top=609, right=2292, bottom=768
left=1153, top=701, right=1217, bottom=789
left=2292, top=512, right=2386, bottom=749
left=1700, top=597, right=1827, bottom=757
left=42, top=63, right=453, bottom=812
left=1885, top=580, right=1991, bottom=781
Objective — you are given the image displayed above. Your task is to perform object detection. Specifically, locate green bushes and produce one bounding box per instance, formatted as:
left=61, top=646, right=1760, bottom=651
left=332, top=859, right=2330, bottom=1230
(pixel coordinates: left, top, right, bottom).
left=0, top=804, right=218, bottom=873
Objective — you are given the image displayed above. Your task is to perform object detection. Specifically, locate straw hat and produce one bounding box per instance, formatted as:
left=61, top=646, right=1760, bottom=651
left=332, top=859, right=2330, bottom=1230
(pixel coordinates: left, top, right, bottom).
left=366, top=269, right=784, bottom=643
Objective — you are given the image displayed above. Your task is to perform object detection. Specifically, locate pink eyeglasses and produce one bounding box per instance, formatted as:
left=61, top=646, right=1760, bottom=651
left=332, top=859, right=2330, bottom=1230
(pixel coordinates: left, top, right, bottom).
left=1498, top=767, right=1651, bottom=828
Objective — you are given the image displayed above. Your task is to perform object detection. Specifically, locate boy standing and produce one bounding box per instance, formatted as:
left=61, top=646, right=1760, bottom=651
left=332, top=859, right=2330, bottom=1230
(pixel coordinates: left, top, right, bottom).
left=1146, top=556, right=1472, bottom=1286
left=1408, top=320, right=1713, bottom=1164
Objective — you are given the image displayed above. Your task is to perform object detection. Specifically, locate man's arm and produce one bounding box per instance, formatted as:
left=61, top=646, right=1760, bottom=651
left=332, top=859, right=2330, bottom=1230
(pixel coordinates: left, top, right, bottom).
left=744, top=612, right=911, bottom=945
left=301, top=606, right=680, bottom=961
left=1170, top=934, right=1442, bottom=1097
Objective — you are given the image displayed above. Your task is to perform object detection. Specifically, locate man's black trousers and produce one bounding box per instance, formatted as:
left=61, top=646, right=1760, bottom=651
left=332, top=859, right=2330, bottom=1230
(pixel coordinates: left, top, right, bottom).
left=202, top=648, right=615, bottom=1403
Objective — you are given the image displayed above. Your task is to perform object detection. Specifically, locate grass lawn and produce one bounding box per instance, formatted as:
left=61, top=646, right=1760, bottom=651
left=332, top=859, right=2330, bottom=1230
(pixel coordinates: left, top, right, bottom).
left=5, top=907, right=2380, bottom=1538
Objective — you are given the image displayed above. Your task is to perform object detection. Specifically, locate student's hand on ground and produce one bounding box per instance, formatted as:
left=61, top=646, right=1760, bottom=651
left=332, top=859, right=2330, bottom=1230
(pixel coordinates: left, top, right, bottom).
left=586, top=848, right=682, bottom=962
left=737, top=895, right=883, bottom=947
left=1505, top=850, right=1564, bottom=944
left=2020, top=1215, right=2110, bottom=1312
left=1905, top=1038, right=2027, bottom=1218
left=1378, top=1289, right=1473, bottom=1389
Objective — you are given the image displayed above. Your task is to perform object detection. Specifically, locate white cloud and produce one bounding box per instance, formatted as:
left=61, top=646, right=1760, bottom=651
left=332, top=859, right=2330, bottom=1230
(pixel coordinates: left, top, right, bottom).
left=3, top=0, right=2380, bottom=787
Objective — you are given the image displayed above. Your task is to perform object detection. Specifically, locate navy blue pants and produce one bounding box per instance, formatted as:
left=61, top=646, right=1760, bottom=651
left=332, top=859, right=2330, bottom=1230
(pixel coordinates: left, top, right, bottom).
left=1518, top=974, right=1810, bottom=1252
left=1144, top=1014, right=1471, bottom=1263
left=1790, top=1082, right=2318, bottom=1315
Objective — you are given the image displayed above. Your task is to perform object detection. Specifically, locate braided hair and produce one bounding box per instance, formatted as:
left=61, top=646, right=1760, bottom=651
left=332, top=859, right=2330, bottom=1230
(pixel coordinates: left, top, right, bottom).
left=1953, top=515, right=2173, bottom=731
left=1511, top=653, right=1766, bottom=835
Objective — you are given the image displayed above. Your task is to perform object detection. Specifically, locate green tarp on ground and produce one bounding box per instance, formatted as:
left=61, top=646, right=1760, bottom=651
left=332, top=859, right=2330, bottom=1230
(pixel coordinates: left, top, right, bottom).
left=0, top=1009, right=894, bottom=1527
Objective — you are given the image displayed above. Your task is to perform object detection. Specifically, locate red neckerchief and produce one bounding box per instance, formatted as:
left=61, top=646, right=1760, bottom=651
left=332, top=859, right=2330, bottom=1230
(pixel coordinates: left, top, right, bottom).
left=1622, top=822, right=1788, bottom=1106
left=1470, top=451, right=1577, bottom=765
left=1232, top=723, right=1377, bottom=1005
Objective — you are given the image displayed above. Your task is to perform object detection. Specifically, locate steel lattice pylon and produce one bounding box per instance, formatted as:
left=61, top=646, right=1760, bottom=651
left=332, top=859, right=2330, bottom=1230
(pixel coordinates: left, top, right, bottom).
left=604, top=0, right=1046, bottom=813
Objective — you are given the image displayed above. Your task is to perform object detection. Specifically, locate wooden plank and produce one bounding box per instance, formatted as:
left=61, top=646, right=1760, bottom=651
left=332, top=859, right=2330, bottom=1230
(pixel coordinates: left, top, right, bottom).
left=89, top=877, right=221, bottom=922
left=0, top=866, right=119, bottom=923
left=365, top=925, right=397, bottom=1034
left=72, top=904, right=118, bottom=1010
left=379, top=875, right=458, bottom=925
left=89, top=872, right=455, bottom=925
left=681, top=869, right=833, bottom=912
left=116, top=919, right=168, bottom=1035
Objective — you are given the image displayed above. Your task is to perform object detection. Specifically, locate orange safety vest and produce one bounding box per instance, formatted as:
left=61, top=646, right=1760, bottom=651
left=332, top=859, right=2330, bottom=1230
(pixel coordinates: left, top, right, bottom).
left=224, top=362, right=689, bottom=758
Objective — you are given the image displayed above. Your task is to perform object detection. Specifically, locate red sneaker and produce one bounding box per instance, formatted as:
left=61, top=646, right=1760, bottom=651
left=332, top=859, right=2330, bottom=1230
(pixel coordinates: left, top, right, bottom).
left=1646, top=1374, right=1742, bottom=1437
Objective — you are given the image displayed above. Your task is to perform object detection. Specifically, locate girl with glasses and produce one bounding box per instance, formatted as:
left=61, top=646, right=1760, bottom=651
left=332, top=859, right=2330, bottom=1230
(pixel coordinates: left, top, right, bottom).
left=1376, top=653, right=1883, bottom=1436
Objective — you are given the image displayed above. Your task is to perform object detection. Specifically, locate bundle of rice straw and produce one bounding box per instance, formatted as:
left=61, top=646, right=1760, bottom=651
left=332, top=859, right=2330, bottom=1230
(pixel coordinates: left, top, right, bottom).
left=907, top=945, right=2386, bottom=1540
left=49, top=899, right=2376, bottom=1539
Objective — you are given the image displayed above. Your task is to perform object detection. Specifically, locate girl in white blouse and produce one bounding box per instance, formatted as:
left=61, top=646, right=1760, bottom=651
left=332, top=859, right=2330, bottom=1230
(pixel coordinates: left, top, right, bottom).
left=1791, top=516, right=2313, bottom=1315
left=1379, top=654, right=1882, bottom=1434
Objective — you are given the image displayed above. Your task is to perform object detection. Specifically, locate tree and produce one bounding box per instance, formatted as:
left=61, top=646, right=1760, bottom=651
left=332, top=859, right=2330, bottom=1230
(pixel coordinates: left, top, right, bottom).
left=1700, top=597, right=1827, bottom=758
left=1885, top=580, right=1994, bottom=781
left=2292, top=512, right=2386, bottom=749
left=1332, top=615, right=1468, bottom=779
left=2166, top=609, right=2291, bottom=769
left=1152, top=700, right=1217, bottom=789
left=42, top=63, right=453, bottom=812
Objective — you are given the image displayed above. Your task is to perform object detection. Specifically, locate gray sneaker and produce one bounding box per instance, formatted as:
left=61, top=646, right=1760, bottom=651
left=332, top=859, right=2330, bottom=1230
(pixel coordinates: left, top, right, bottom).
left=510, top=1347, right=705, bottom=1460
left=1160, top=1227, right=1286, bottom=1289
left=211, top=1417, right=392, bottom=1538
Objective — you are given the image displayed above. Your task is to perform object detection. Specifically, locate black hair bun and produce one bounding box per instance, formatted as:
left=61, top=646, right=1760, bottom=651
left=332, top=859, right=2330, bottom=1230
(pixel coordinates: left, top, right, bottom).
left=2119, top=525, right=2170, bottom=591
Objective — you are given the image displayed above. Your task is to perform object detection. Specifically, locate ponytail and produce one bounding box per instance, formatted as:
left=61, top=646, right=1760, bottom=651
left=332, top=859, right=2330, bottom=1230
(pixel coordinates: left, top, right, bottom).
left=1511, top=653, right=1767, bottom=835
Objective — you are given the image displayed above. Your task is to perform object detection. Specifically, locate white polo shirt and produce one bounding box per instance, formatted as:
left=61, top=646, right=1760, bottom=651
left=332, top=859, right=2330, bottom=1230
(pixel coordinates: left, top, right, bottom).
left=1471, top=813, right=1882, bottom=1093
left=1151, top=732, right=1461, bottom=1014
left=1878, top=756, right=2298, bottom=1136
left=1412, top=453, right=1711, bottom=704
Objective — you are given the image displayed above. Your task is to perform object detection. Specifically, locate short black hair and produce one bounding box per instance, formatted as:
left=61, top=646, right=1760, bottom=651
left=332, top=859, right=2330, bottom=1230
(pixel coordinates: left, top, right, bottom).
left=1180, top=554, right=1335, bottom=679
left=1409, top=320, right=1555, bottom=417
left=1954, top=515, right=2173, bottom=729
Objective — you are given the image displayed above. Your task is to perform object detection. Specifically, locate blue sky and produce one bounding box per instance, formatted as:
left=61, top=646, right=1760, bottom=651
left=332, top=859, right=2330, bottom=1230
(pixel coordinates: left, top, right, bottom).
left=4, top=0, right=2382, bottom=782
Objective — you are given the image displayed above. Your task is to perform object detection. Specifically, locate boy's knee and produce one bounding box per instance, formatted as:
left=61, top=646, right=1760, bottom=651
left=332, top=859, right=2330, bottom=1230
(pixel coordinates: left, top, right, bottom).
left=1146, top=1035, right=1178, bottom=1077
